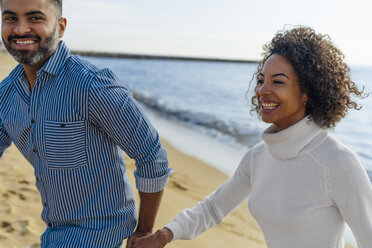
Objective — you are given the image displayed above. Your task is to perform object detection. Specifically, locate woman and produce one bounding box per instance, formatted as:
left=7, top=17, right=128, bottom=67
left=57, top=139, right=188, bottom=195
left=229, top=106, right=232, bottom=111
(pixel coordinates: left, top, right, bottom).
left=130, top=27, right=372, bottom=248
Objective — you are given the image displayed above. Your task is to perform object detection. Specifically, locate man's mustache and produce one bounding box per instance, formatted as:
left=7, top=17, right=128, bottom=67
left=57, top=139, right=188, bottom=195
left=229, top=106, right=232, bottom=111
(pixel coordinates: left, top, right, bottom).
left=8, top=34, right=41, bottom=42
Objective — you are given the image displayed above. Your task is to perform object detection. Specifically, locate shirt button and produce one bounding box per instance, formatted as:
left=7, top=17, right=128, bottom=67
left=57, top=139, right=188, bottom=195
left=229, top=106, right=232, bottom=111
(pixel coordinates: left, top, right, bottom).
left=47, top=223, right=52, bottom=227
left=36, top=177, right=40, bottom=182
left=43, top=202, right=47, bottom=207
left=31, top=119, right=35, bottom=124
left=33, top=148, right=37, bottom=153
left=60, top=123, right=65, bottom=127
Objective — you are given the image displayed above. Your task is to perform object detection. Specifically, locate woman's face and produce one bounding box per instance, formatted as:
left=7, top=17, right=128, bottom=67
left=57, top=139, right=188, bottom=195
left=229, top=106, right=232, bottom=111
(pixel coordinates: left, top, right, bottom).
left=256, top=54, right=308, bottom=132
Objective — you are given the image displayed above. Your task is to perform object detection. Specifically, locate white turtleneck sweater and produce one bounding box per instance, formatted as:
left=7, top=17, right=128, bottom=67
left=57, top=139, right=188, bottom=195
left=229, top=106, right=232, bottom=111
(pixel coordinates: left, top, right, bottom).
left=166, top=117, right=372, bottom=248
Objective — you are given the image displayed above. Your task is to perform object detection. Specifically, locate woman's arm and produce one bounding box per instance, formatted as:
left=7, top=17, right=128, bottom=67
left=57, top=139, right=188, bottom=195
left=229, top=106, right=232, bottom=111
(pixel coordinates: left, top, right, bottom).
left=330, top=150, right=372, bottom=248
left=130, top=150, right=253, bottom=248
left=165, top=150, right=253, bottom=241
left=130, top=148, right=256, bottom=248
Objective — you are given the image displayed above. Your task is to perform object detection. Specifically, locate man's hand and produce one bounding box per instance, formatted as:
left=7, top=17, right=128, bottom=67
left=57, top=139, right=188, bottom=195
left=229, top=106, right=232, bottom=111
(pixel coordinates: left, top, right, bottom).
left=126, top=228, right=173, bottom=248
left=125, top=230, right=151, bottom=248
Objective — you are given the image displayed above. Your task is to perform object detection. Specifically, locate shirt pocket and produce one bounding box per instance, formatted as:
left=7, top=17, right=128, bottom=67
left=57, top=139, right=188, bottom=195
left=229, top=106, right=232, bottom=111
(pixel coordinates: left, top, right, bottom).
left=44, top=120, right=87, bottom=169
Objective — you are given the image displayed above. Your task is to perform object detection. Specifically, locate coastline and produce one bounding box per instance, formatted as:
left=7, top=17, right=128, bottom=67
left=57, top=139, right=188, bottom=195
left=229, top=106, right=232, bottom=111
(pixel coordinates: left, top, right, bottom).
left=71, top=50, right=258, bottom=64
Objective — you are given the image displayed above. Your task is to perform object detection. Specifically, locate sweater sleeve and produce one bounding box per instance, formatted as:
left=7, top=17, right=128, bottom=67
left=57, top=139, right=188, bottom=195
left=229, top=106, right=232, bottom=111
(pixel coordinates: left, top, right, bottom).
left=329, top=149, right=372, bottom=248
left=165, top=150, right=253, bottom=240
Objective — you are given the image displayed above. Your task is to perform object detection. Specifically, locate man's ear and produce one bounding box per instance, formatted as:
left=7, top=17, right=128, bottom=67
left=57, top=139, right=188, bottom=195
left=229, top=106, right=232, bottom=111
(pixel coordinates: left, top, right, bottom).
left=58, top=17, right=67, bottom=38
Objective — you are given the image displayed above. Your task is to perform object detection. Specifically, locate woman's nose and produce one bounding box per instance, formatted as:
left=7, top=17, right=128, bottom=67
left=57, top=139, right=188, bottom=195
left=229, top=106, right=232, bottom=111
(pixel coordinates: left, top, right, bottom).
left=257, top=81, right=271, bottom=95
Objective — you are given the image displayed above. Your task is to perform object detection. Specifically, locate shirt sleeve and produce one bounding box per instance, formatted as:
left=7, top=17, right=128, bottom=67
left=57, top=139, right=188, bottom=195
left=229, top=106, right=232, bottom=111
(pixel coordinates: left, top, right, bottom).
left=0, top=121, right=11, bottom=157
left=87, top=68, right=172, bottom=193
left=329, top=149, right=372, bottom=248
left=165, top=150, right=252, bottom=240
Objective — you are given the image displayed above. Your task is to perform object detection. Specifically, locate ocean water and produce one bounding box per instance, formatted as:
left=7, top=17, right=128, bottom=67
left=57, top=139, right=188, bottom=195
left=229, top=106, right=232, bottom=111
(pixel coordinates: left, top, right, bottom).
left=86, top=56, right=372, bottom=181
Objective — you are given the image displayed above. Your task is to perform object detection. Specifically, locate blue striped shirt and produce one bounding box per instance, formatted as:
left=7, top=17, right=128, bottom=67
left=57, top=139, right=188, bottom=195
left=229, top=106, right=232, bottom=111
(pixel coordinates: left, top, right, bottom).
left=0, top=41, right=172, bottom=247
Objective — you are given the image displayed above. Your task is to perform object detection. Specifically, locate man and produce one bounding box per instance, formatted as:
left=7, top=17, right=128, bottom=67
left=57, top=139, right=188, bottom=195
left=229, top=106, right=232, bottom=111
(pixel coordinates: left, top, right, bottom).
left=0, top=0, right=172, bottom=247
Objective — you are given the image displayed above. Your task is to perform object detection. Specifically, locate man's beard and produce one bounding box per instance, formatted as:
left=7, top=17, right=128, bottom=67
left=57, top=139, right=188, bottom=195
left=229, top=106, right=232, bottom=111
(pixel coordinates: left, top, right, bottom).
left=2, top=25, right=60, bottom=66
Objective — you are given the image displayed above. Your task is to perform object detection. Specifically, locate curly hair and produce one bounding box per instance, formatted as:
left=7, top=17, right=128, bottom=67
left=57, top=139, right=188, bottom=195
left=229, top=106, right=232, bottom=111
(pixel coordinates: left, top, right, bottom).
left=251, top=26, right=366, bottom=129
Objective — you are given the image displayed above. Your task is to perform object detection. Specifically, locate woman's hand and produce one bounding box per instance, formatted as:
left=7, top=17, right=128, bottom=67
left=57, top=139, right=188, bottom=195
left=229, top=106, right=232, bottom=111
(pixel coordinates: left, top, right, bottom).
left=130, top=227, right=174, bottom=248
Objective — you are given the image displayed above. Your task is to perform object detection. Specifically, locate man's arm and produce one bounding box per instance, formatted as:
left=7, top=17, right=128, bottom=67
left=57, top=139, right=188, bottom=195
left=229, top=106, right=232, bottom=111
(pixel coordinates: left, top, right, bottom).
left=0, top=121, right=11, bottom=157
left=87, top=69, right=171, bottom=187
left=125, top=190, right=164, bottom=248
left=87, top=69, right=172, bottom=244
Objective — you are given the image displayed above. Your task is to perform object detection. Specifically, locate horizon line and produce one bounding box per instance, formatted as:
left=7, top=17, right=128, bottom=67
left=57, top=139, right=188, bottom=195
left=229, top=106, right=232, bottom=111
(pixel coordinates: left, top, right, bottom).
left=71, top=50, right=259, bottom=64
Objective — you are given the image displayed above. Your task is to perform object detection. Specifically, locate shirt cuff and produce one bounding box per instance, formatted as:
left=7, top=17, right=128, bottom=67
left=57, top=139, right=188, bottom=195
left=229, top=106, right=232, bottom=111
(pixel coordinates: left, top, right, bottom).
left=134, top=168, right=173, bottom=193
left=165, top=220, right=184, bottom=241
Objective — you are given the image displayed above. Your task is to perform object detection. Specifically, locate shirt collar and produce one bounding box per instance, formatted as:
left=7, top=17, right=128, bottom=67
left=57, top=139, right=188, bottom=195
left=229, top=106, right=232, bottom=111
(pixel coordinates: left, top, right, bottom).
left=38, top=40, right=70, bottom=76
left=261, top=116, right=323, bottom=160
left=7, top=40, right=70, bottom=81
left=7, top=63, right=24, bottom=81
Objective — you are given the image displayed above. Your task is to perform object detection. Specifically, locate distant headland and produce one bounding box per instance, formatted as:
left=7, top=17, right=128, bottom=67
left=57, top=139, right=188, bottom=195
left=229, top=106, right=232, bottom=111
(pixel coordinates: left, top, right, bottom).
left=71, top=50, right=258, bottom=64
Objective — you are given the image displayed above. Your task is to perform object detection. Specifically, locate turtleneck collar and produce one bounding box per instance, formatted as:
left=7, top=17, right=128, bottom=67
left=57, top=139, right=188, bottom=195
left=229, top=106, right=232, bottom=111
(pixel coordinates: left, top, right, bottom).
left=261, top=116, right=323, bottom=160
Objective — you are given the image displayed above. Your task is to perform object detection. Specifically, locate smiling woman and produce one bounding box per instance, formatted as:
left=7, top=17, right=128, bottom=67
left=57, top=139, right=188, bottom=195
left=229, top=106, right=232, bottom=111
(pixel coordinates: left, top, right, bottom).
left=251, top=27, right=365, bottom=129
left=129, top=26, right=372, bottom=248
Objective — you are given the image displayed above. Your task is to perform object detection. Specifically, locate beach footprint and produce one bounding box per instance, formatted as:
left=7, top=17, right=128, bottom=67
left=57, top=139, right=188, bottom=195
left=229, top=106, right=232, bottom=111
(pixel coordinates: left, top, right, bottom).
left=2, top=189, right=27, bottom=201
left=0, top=221, right=15, bottom=233
left=168, top=174, right=189, bottom=191
left=168, top=173, right=207, bottom=201
left=0, top=219, right=30, bottom=236
left=18, top=179, right=30, bottom=185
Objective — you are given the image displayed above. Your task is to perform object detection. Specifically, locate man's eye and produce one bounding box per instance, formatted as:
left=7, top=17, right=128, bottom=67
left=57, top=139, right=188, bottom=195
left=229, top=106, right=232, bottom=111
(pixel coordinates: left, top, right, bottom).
left=30, top=16, right=43, bottom=21
left=4, top=16, right=16, bottom=22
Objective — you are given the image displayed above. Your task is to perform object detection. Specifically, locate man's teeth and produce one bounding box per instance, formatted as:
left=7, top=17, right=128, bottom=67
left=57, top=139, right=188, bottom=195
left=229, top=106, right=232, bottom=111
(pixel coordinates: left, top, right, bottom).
left=16, top=40, right=35, bottom=45
left=261, top=102, right=279, bottom=110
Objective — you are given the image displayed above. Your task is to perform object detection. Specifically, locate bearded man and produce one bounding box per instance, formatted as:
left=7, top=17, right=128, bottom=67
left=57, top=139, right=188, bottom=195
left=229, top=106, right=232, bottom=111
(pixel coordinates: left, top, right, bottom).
left=0, top=0, right=172, bottom=247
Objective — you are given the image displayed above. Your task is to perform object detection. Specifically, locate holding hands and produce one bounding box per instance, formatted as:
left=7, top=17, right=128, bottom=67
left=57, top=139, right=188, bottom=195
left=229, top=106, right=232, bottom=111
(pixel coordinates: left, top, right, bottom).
left=126, top=228, right=173, bottom=248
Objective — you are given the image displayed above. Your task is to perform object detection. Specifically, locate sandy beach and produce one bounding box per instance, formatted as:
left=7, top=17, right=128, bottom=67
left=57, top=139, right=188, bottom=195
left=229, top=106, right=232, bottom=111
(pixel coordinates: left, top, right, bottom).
left=0, top=53, right=266, bottom=248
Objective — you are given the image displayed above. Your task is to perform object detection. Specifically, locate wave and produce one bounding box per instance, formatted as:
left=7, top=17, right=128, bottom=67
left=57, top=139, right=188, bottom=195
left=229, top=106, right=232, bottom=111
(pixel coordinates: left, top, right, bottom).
left=132, top=91, right=260, bottom=146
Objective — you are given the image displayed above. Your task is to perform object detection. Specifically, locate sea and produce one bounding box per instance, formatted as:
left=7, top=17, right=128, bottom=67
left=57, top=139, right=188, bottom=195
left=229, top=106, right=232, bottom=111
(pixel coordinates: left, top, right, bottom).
left=85, top=56, right=372, bottom=246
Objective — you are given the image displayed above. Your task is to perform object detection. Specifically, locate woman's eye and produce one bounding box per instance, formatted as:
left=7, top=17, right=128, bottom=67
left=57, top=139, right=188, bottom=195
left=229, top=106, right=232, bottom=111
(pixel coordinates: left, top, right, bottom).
left=257, top=79, right=264, bottom=84
left=273, top=80, right=284, bottom=84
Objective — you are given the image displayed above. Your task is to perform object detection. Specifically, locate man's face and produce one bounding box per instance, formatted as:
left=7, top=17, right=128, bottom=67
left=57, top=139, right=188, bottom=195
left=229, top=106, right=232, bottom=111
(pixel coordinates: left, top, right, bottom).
left=1, top=0, right=66, bottom=66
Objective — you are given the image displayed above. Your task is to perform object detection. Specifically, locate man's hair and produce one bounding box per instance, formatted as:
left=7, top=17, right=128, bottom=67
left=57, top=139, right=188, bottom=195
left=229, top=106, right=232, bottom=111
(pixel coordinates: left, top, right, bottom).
left=52, top=0, right=63, bottom=17
left=0, top=0, right=63, bottom=17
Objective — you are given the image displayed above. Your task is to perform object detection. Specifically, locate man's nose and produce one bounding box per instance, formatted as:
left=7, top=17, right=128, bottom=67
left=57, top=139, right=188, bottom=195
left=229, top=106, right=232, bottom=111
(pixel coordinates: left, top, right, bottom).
left=13, top=20, right=31, bottom=36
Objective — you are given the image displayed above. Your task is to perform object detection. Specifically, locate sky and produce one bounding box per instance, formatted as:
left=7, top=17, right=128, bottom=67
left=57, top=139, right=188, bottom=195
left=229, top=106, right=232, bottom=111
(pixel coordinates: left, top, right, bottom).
left=61, top=0, right=372, bottom=66
left=8, top=0, right=372, bottom=65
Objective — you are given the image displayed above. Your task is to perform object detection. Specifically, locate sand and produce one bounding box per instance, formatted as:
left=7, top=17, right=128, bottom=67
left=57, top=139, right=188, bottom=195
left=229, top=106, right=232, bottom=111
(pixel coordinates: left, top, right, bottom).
left=0, top=53, right=354, bottom=248
left=0, top=53, right=266, bottom=248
